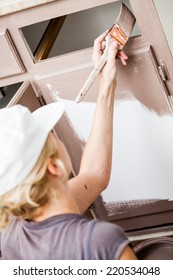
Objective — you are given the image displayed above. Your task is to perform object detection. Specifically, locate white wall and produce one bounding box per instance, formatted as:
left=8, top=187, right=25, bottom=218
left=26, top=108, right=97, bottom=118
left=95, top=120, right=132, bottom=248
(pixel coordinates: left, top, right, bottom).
left=64, top=98, right=173, bottom=203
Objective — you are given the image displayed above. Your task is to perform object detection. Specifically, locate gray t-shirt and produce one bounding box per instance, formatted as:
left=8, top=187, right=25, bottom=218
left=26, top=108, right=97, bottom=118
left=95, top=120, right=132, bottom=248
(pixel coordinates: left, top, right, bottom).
left=1, top=213, right=130, bottom=259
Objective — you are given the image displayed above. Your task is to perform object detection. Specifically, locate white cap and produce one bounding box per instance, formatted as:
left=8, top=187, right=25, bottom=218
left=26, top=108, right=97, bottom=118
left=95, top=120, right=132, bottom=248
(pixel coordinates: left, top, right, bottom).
left=0, top=102, right=65, bottom=196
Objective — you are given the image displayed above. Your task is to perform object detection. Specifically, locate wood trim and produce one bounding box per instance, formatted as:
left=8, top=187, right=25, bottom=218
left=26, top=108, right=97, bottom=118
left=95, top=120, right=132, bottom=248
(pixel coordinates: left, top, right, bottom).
left=90, top=198, right=173, bottom=231
left=128, top=225, right=173, bottom=242
left=0, top=0, right=118, bottom=28
left=107, top=200, right=173, bottom=220
left=0, top=29, right=25, bottom=78
left=129, top=0, right=173, bottom=95
left=111, top=210, right=173, bottom=232
left=0, top=0, right=56, bottom=17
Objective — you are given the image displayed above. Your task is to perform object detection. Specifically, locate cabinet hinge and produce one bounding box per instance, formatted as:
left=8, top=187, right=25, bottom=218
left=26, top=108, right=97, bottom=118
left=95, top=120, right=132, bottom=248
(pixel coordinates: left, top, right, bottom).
left=158, top=63, right=168, bottom=82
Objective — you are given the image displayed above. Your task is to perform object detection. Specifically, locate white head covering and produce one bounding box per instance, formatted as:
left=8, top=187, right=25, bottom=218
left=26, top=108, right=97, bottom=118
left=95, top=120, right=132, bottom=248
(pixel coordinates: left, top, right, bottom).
left=0, top=102, right=65, bottom=195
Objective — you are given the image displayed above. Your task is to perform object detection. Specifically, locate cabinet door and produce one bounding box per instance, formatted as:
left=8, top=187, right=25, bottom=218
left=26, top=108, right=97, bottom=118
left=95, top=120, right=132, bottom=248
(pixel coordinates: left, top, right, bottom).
left=0, top=29, right=25, bottom=78
left=35, top=39, right=171, bottom=115
left=130, top=0, right=173, bottom=95
left=7, top=81, right=41, bottom=112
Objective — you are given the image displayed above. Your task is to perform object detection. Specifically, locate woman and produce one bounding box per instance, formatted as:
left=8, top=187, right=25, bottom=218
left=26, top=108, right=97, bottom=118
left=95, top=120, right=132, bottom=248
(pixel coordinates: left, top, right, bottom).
left=0, top=32, right=136, bottom=259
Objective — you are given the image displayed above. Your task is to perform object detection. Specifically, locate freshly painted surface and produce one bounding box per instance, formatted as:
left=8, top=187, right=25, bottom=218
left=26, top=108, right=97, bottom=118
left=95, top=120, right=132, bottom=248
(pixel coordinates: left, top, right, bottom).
left=64, top=98, right=173, bottom=202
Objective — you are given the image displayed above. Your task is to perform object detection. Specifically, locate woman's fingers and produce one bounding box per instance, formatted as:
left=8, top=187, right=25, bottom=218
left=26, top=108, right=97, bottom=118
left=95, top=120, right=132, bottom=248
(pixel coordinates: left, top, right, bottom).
left=94, top=29, right=109, bottom=49
left=92, top=30, right=128, bottom=66
left=107, top=41, right=119, bottom=67
left=117, top=50, right=128, bottom=65
left=92, top=29, right=109, bottom=64
left=101, top=40, right=106, bottom=52
left=107, top=43, right=128, bottom=67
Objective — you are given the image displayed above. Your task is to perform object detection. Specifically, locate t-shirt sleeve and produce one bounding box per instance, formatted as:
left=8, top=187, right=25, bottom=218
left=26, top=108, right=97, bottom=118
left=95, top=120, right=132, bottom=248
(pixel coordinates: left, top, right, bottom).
left=89, top=221, right=130, bottom=260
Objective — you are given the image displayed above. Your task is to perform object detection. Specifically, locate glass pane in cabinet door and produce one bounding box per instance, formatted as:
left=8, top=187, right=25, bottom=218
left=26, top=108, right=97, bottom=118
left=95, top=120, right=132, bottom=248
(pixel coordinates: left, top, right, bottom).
left=20, top=0, right=140, bottom=62
left=0, top=82, right=22, bottom=108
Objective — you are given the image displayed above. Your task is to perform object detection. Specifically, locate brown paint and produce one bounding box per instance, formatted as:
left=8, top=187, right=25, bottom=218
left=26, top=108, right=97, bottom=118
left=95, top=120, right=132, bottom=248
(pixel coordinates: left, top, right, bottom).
left=117, top=44, right=172, bottom=115
left=97, top=198, right=173, bottom=231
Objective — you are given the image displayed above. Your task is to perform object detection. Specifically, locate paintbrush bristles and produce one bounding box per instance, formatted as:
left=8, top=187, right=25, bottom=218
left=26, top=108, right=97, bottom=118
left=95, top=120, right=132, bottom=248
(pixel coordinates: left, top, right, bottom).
left=116, top=3, right=136, bottom=38
left=75, top=3, right=136, bottom=103
left=108, top=3, right=136, bottom=50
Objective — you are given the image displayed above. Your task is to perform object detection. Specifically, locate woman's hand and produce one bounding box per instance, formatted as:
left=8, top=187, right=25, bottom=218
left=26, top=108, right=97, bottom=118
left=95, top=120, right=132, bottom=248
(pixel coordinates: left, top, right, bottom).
left=92, top=30, right=128, bottom=86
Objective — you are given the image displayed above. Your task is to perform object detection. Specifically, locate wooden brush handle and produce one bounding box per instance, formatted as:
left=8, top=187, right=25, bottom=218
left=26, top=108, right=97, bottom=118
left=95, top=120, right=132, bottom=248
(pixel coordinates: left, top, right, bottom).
left=75, top=35, right=112, bottom=103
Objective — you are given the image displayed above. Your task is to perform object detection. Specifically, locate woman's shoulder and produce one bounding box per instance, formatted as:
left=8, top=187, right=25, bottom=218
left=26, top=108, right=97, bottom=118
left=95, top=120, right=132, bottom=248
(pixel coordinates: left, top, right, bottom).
left=88, top=219, right=130, bottom=259
left=92, top=219, right=128, bottom=240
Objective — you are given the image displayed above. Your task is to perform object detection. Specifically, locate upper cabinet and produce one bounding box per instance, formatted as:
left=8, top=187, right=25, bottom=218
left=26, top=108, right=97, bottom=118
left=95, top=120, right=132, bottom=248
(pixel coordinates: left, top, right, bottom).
left=1, top=0, right=173, bottom=115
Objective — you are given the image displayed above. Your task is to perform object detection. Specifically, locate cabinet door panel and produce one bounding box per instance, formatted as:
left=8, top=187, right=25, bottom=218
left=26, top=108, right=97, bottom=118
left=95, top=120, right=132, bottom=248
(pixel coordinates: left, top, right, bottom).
left=7, top=81, right=41, bottom=112
left=0, top=30, right=25, bottom=78
left=35, top=40, right=171, bottom=115
left=116, top=44, right=171, bottom=115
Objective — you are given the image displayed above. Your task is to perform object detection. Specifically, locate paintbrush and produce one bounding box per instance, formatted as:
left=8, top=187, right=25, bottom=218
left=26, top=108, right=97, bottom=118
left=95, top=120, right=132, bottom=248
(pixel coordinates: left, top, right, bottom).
left=75, top=3, right=136, bottom=103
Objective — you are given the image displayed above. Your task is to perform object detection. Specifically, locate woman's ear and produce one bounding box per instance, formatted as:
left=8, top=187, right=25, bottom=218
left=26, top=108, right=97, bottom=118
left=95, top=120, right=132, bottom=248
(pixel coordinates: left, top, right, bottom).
left=47, top=159, right=67, bottom=181
left=47, top=159, right=59, bottom=176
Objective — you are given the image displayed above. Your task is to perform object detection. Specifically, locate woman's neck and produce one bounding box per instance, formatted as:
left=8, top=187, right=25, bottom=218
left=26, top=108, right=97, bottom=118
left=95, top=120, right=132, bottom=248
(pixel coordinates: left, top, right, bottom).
left=32, top=180, right=80, bottom=222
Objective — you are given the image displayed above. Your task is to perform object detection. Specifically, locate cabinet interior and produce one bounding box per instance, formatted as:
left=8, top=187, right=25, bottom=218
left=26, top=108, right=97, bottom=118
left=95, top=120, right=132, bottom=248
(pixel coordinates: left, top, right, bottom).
left=20, top=0, right=140, bottom=62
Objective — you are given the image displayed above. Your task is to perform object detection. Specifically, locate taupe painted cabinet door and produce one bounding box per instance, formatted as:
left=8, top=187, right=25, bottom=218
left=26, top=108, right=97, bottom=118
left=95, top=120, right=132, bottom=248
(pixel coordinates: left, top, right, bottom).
left=7, top=81, right=41, bottom=112
left=36, top=40, right=171, bottom=115
left=0, top=30, right=25, bottom=78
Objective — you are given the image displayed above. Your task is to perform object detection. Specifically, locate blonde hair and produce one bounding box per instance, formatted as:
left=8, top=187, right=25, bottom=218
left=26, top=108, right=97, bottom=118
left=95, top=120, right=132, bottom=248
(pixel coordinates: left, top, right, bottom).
left=0, top=133, right=64, bottom=230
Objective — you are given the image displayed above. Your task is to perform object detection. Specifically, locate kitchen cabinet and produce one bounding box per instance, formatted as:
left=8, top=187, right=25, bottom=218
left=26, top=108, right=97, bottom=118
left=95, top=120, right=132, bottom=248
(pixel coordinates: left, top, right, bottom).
left=1, top=0, right=173, bottom=258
